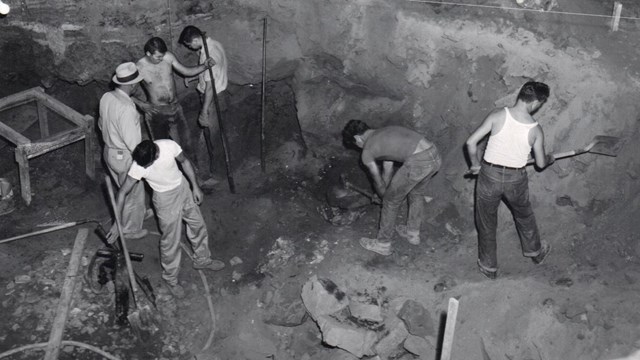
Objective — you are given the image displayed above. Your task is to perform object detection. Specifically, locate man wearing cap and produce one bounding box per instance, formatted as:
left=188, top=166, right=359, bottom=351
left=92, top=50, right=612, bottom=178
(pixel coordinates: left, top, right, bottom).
left=99, top=62, right=148, bottom=240
left=178, top=25, right=229, bottom=179
left=134, top=37, right=215, bottom=146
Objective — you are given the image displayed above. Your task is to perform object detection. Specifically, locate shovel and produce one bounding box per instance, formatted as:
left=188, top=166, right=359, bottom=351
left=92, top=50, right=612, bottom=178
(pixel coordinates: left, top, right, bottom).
left=527, top=135, right=622, bottom=165
left=105, top=176, right=159, bottom=340
left=339, top=174, right=382, bottom=205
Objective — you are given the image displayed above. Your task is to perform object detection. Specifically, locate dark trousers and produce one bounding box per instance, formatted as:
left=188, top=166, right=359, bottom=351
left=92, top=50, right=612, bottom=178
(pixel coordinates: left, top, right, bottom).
left=475, top=163, right=542, bottom=271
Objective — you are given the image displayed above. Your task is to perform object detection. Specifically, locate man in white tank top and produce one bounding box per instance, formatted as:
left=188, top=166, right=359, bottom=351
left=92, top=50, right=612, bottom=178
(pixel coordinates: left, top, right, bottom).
left=465, top=81, right=555, bottom=279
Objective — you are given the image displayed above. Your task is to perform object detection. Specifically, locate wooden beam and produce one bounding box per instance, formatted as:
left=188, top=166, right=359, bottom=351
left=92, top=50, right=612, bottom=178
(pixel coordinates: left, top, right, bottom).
left=31, top=89, right=87, bottom=126
left=37, top=100, right=50, bottom=138
left=23, top=127, right=85, bottom=159
left=15, top=147, right=31, bottom=205
left=43, top=228, right=89, bottom=360
left=0, top=87, right=39, bottom=111
left=0, top=121, right=31, bottom=145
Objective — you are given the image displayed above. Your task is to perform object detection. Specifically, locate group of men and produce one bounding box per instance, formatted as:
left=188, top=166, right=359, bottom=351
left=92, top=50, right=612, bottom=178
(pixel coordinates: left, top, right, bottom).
left=98, top=25, right=228, bottom=298
left=343, top=81, right=554, bottom=279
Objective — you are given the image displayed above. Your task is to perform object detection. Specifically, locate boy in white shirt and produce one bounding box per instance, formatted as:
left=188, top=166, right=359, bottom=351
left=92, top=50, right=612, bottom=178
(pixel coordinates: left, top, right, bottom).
left=114, top=139, right=224, bottom=298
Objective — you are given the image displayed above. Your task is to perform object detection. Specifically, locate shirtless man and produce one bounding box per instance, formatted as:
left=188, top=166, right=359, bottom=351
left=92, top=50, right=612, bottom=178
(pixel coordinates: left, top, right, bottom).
left=465, top=81, right=554, bottom=279
left=342, top=120, right=442, bottom=255
left=135, top=37, right=214, bottom=146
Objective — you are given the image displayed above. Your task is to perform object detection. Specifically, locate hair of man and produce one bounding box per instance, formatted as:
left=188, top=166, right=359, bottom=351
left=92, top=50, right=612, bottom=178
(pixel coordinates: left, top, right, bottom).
left=342, top=119, right=370, bottom=146
left=178, top=25, right=203, bottom=45
left=144, top=37, right=168, bottom=55
left=132, top=140, right=159, bottom=167
left=517, top=81, right=550, bottom=103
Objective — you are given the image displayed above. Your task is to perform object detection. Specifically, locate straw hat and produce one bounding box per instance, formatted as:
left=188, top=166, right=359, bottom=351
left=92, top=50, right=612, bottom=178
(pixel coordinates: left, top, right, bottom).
left=112, top=62, right=144, bottom=85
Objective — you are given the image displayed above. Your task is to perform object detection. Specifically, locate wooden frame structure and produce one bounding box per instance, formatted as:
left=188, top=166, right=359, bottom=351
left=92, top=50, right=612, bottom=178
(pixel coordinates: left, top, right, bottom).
left=0, top=87, right=95, bottom=205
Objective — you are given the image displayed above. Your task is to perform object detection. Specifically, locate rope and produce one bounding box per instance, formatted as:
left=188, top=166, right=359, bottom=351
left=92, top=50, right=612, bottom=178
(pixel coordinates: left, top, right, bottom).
left=0, top=340, right=121, bottom=360
left=407, top=0, right=640, bottom=21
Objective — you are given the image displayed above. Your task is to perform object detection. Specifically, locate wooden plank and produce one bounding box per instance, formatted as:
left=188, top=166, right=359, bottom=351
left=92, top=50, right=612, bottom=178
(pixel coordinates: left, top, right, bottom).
left=37, top=100, right=50, bottom=138
left=0, top=121, right=31, bottom=145
left=14, top=147, right=31, bottom=205
left=611, top=2, right=622, bottom=32
left=440, top=297, right=460, bottom=360
left=23, top=127, right=85, bottom=159
left=0, top=87, right=39, bottom=110
left=31, top=89, right=86, bottom=126
left=43, top=228, right=89, bottom=360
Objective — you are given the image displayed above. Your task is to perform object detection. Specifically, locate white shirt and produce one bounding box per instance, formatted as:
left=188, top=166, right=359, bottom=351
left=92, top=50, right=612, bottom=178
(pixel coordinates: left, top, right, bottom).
left=197, top=37, right=228, bottom=94
left=98, top=88, right=142, bottom=152
left=484, top=108, right=538, bottom=168
left=128, top=140, right=183, bottom=192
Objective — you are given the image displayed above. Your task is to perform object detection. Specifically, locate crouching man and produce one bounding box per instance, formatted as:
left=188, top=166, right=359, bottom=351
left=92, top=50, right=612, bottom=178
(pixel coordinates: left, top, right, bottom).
left=114, top=139, right=225, bottom=298
left=342, top=120, right=441, bottom=255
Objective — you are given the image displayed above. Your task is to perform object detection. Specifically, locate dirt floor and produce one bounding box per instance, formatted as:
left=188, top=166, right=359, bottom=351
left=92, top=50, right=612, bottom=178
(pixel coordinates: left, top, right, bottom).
left=0, top=78, right=638, bottom=360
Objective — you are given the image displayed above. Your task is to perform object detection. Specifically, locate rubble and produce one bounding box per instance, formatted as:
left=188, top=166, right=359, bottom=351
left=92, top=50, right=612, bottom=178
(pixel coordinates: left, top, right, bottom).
left=398, top=300, right=435, bottom=337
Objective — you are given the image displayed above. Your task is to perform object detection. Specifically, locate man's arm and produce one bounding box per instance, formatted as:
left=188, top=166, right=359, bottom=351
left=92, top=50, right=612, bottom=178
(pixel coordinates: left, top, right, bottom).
left=465, top=110, right=498, bottom=174
left=117, top=107, right=143, bottom=152
left=166, top=52, right=214, bottom=77
left=381, top=161, right=394, bottom=187
left=176, top=152, right=204, bottom=205
left=530, top=125, right=554, bottom=169
left=363, top=160, right=387, bottom=198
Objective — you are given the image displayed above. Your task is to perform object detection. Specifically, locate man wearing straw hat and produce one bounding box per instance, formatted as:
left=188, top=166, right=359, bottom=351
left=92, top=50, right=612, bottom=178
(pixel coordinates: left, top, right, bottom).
left=98, top=62, right=148, bottom=240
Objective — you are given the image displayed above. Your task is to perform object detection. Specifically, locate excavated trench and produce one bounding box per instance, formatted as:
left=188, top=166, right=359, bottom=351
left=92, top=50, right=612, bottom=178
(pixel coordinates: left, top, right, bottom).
left=2, top=0, right=640, bottom=359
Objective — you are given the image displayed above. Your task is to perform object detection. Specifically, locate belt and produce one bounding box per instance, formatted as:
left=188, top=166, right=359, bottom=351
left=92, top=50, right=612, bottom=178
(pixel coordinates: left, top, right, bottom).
left=482, top=159, right=523, bottom=170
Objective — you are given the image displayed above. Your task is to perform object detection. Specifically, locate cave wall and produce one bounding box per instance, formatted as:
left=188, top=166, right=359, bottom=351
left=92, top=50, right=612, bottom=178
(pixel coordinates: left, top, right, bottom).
left=1, top=0, right=639, bottom=212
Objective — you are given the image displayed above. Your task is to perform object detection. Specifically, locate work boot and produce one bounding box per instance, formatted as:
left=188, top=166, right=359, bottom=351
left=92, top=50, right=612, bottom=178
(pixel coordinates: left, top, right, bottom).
left=359, top=237, right=392, bottom=256
left=396, top=225, right=421, bottom=245
left=193, top=258, right=226, bottom=271
left=124, top=229, right=148, bottom=240
left=168, top=284, right=186, bottom=299
left=477, top=259, right=497, bottom=280
left=532, top=242, right=552, bottom=265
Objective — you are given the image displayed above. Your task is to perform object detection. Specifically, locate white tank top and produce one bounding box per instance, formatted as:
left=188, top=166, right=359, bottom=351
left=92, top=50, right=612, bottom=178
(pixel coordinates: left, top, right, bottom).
left=483, top=108, right=537, bottom=168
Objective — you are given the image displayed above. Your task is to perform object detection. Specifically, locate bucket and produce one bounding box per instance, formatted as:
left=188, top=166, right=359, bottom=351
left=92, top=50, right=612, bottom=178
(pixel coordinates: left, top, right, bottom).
left=0, top=178, right=15, bottom=216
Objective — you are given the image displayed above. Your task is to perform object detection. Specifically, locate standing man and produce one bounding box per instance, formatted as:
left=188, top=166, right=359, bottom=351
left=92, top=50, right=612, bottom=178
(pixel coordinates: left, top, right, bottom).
left=135, top=37, right=215, bottom=145
left=465, top=81, right=555, bottom=279
left=99, top=62, right=148, bottom=240
left=178, top=25, right=229, bottom=179
left=114, top=139, right=225, bottom=299
left=342, top=120, right=441, bottom=255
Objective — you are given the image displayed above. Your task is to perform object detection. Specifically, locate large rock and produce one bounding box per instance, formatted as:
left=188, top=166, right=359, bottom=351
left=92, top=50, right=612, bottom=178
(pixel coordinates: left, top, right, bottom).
left=404, top=334, right=436, bottom=359
left=261, top=281, right=308, bottom=327
left=397, top=300, right=435, bottom=337
left=302, top=276, right=349, bottom=320
left=316, top=315, right=378, bottom=358
left=373, top=320, right=409, bottom=359
left=349, top=301, right=383, bottom=323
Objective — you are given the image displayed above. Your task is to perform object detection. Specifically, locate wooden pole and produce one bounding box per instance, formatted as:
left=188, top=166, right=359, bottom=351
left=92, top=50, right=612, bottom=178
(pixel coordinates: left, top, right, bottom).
left=440, top=297, right=460, bottom=360
left=201, top=32, right=236, bottom=194
left=260, top=17, right=267, bottom=173
left=43, top=228, right=88, bottom=360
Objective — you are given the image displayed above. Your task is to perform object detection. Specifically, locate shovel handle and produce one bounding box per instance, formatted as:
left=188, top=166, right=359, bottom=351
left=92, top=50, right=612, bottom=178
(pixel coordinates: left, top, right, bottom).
left=105, top=176, right=140, bottom=305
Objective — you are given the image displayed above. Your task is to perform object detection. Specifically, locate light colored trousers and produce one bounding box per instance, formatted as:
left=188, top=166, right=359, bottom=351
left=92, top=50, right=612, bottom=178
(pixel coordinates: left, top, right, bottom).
left=104, top=148, right=145, bottom=234
left=153, top=178, right=212, bottom=286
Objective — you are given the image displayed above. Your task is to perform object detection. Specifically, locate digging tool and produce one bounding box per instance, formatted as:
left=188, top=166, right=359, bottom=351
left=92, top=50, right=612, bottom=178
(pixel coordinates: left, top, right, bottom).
left=260, top=17, right=267, bottom=173
left=201, top=31, right=236, bottom=194
left=339, top=174, right=382, bottom=205
left=440, top=297, right=460, bottom=360
left=105, top=176, right=159, bottom=340
left=0, top=219, right=102, bottom=245
left=526, top=135, right=622, bottom=165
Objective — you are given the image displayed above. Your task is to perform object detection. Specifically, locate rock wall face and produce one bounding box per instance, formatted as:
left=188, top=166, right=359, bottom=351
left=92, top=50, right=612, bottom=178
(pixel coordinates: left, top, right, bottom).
left=1, top=0, right=639, bottom=211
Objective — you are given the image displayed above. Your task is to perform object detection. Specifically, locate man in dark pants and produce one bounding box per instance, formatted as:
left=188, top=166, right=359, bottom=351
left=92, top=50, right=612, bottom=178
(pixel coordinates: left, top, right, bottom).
left=465, top=81, right=555, bottom=279
left=343, top=120, right=441, bottom=255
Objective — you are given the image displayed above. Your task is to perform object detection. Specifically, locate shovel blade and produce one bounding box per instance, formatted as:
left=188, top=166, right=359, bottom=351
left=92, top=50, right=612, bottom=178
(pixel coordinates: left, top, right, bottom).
left=589, top=135, right=622, bottom=157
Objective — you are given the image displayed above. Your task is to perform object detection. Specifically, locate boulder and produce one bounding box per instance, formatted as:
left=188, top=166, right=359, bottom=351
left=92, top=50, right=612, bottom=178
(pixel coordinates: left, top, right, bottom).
left=302, top=276, right=349, bottom=320
left=373, top=320, right=409, bottom=359
left=398, top=300, right=435, bottom=337
left=316, top=315, right=377, bottom=358
left=404, top=334, right=436, bottom=359
left=262, top=281, right=308, bottom=327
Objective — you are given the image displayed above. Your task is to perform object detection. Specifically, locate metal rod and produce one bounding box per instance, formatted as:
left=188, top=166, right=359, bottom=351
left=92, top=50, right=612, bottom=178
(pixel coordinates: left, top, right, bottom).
left=260, top=17, right=267, bottom=173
